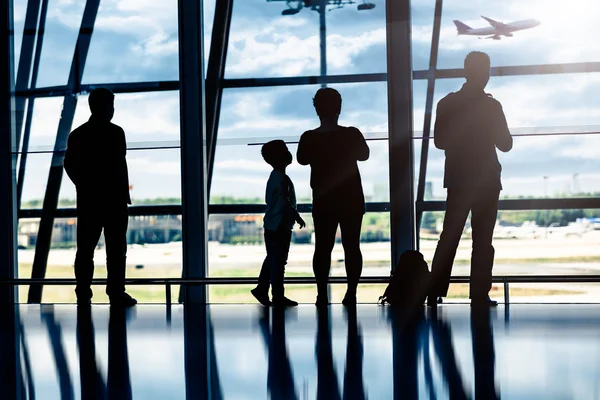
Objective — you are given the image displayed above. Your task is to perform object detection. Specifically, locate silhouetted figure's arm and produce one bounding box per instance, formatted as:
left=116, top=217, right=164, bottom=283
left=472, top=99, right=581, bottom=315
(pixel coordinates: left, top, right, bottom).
left=64, top=131, right=81, bottom=186
left=433, top=96, right=453, bottom=151
left=296, top=132, right=311, bottom=166
left=351, top=128, right=370, bottom=162
left=489, top=101, right=512, bottom=153
left=118, top=126, right=132, bottom=205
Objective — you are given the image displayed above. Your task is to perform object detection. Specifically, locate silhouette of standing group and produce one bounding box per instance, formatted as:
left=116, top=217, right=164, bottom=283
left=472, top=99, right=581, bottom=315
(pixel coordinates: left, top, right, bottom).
left=65, top=50, right=511, bottom=309
left=252, top=50, right=512, bottom=308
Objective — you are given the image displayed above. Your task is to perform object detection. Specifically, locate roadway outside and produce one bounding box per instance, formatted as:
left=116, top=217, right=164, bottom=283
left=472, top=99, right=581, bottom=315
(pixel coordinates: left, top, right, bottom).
left=16, top=230, right=600, bottom=304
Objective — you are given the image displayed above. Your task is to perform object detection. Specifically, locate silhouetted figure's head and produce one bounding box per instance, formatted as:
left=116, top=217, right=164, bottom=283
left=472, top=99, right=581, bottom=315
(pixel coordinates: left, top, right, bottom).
left=262, top=140, right=293, bottom=170
left=89, top=88, right=115, bottom=121
left=313, top=88, right=342, bottom=121
left=464, top=51, right=491, bottom=90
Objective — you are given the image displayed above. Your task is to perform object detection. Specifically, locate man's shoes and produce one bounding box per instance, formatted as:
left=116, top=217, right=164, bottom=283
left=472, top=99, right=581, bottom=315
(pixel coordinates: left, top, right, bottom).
left=342, top=294, right=357, bottom=307
left=470, top=296, right=498, bottom=308
left=251, top=288, right=271, bottom=307
left=315, top=295, right=329, bottom=308
left=109, top=292, right=138, bottom=307
left=272, top=296, right=298, bottom=308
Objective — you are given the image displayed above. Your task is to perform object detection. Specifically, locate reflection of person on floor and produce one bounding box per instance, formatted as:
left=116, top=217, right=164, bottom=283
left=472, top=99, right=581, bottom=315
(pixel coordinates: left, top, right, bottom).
left=251, top=140, right=306, bottom=308
left=297, top=88, right=370, bottom=307
left=343, top=306, right=366, bottom=400
left=390, top=309, right=426, bottom=400
left=428, top=52, right=513, bottom=308
left=315, top=309, right=341, bottom=400
left=258, top=308, right=298, bottom=400
left=430, top=315, right=469, bottom=400
left=64, top=88, right=137, bottom=307
left=76, top=307, right=107, bottom=400
left=471, top=307, right=500, bottom=400
left=107, top=306, right=133, bottom=400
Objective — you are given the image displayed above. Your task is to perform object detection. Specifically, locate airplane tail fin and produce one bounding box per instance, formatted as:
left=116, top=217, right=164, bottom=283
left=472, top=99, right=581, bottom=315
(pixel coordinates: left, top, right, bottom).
left=453, top=20, right=472, bottom=34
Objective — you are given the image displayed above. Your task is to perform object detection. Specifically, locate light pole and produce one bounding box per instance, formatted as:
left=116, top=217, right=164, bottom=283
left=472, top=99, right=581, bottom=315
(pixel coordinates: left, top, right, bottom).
left=271, top=0, right=376, bottom=86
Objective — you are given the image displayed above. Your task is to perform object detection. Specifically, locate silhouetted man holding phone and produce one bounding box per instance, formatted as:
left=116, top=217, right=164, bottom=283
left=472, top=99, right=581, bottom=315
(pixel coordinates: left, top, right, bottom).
left=64, top=88, right=137, bottom=307
left=428, top=52, right=512, bottom=308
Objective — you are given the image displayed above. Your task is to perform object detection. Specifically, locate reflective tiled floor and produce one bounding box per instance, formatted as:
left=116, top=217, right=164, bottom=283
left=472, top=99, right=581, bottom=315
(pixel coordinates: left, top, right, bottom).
left=4, top=304, right=600, bottom=399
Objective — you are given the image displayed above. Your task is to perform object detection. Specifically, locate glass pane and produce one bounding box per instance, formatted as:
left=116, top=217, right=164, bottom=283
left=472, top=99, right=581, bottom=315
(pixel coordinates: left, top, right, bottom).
left=36, top=0, right=86, bottom=87
left=82, top=0, right=178, bottom=83
left=20, top=152, right=52, bottom=209
left=213, top=83, right=389, bottom=202
left=57, top=148, right=182, bottom=206
left=203, top=0, right=216, bottom=74
left=420, top=208, right=600, bottom=303
left=226, top=0, right=320, bottom=78
left=13, top=0, right=27, bottom=72
left=72, top=91, right=181, bottom=143
left=438, top=0, right=600, bottom=68
left=411, top=0, right=435, bottom=71
left=27, top=96, right=65, bottom=149
left=325, top=0, right=387, bottom=75
left=208, top=212, right=390, bottom=302
left=18, top=214, right=182, bottom=303
left=227, top=0, right=387, bottom=78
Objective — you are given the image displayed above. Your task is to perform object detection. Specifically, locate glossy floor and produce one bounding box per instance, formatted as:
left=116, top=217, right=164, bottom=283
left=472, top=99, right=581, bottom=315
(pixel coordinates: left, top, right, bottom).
left=4, top=304, right=600, bottom=399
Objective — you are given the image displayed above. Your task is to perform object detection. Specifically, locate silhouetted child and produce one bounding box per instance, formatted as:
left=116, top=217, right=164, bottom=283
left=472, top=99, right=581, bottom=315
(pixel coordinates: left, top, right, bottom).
left=252, top=140, right=306, bottom=307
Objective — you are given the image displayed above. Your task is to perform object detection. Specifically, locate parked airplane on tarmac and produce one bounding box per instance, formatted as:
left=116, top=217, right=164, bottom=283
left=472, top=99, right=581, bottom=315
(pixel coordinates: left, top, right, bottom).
left=453, top=16, right=540, bottom=40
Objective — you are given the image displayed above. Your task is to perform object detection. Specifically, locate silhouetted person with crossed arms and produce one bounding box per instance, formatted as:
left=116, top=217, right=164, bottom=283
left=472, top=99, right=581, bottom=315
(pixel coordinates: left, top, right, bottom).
left=297, top=88, right=370, bottom=307
left=64, top=88, right=137, bottom=307
left=428, top=52, right=512, bottom=308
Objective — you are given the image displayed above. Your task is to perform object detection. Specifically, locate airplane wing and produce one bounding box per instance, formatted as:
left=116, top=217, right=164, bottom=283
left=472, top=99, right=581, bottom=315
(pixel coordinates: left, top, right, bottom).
left=481, top=16, right=505, bottom=29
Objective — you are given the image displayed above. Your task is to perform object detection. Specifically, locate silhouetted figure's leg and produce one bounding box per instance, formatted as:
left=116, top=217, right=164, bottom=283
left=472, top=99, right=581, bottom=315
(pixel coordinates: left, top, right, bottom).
left=340, top=214, right=363, bottom=302
left=471, top=308, right=499, bottom=400
left=75, top=203, right=103, bottom=303
left=256, top=234, right=273, bottom=295
left=76, top=307, right=107, bottom=400
left=429, top=189, right=471, bottom=299
left=469, top=189, right=500, bottom=300
left=315, top=309, right=341, bottom=400
left=107, top=307, right=132, bottom=400
left=430, top=317, right=468, bottom=400
left=343, top=307, right=365, bottom=400
left=104, top=202, right=129, bottom=299
left=313, top=213, right=338, bottom=303
left=271, top=228, right=292, bottom=301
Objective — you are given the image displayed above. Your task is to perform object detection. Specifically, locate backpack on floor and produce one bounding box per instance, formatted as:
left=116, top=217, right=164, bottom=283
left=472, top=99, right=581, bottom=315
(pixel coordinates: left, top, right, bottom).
left=378, top=250, right=431, bottom=308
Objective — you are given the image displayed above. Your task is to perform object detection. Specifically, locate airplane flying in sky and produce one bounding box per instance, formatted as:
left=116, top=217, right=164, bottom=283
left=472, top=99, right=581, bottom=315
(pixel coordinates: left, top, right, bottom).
left=453, top=16, right=540, bottom=40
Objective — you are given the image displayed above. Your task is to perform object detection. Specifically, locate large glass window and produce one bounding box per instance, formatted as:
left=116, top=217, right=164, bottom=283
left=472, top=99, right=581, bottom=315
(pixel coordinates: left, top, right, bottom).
left=83, top=0, right=179, bottom=83
left=13, top=0, right=182, bottom=303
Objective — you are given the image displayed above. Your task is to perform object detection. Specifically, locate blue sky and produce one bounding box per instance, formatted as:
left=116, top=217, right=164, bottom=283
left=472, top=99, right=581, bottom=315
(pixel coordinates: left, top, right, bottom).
left=11, top=0, right=600, bottom=205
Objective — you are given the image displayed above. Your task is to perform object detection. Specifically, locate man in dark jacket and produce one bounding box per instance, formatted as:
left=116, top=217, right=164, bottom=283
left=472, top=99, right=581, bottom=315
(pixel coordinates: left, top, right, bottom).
left=428, top=52, right=513, bottom=308
left=64, top=88, right=137, bottom=306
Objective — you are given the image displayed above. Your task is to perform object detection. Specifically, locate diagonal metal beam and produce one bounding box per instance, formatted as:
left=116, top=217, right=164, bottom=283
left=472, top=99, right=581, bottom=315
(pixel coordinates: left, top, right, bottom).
left=415, top=0, right=443, bottom=248
left=28, top=0, right=100, bottom=303
left=14, top=0, right=41, bottom=151
left=16, top=0, right=49, bottom=209
left=206, top=0, right=234, bottom=197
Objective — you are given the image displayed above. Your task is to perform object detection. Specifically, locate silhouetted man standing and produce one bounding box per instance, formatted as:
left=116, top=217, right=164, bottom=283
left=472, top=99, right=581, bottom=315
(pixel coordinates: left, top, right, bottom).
left=428, top=52, right=512, bottom=308
left=64, top=88, right=137, bottom=306
left=297, top=88, right=369, bottom=307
